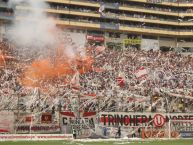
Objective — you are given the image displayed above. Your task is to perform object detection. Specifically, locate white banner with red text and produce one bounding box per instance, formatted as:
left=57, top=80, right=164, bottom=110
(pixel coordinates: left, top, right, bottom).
left=60, top=112, right=96, bottom=138
left=98, top=112, right=193, bottom=138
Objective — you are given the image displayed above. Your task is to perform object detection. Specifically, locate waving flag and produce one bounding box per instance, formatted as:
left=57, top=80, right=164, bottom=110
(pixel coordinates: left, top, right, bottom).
left=70, top=72, right=80, bottom=90
left=116, top=76, right=125, bottom=87
left=98, top=4, right=105, bottom=16
left=116, top=72, right=125, bottom=87
left=134, top=66, right=148, bottom=79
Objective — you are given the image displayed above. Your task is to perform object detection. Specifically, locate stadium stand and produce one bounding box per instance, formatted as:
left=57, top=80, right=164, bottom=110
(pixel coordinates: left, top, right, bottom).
left=0, top=0, right=193, bottom=140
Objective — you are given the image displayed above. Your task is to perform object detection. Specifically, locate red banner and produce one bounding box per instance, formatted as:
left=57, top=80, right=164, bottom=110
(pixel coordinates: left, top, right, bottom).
left=86, top=35, right=105, bottom=42
left=41, top=113, right=52, bottom=123
left=25, top=116, right=33, bottom=122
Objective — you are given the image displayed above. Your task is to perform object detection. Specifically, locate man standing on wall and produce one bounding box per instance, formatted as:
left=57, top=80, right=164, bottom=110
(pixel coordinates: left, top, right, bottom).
left=131, top=127, right=136, bottom=138
left=117, top=126, right=121, bottom=138
left=72, top=128, right=76, bottom=139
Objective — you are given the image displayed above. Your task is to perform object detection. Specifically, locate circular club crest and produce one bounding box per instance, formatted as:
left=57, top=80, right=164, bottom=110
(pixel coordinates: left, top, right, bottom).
left=153, top=114, right=165, bottom=127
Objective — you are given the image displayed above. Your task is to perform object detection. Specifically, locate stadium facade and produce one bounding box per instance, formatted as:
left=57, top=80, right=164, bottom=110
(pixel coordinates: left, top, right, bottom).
left=1, top=0, right=193, bottom=51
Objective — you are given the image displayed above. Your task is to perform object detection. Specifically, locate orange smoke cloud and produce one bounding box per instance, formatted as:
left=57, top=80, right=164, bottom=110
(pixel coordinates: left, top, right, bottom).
left=21, top=55, right=94, bottom=87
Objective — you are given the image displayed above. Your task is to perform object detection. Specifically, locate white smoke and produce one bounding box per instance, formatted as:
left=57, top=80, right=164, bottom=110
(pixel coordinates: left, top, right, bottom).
left=7, top=0, right=86, bottom=59
left=7, top=0, right=59, bottom=56
left=8, top=0, right=24, bottom=5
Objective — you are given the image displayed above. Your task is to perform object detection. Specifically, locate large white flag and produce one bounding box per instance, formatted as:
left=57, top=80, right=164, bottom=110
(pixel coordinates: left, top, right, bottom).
left=98, top=4, right=105, bottom=16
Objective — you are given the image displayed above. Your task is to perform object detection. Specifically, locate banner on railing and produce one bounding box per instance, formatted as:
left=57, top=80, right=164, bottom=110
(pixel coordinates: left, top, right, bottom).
left=60, top=112, right=96, bottom=137
left=86, top=35, right=105, bottom=42
left=99, top=112, right=193, bottom=127
left=41, top=113, right=52, bottom=123
left=0, top=134, right=73, bottom=141
left=98, top=112, right=193, bottom=138
left=123, top=39, right=141, bottom=45
left=15, top=124, right=60, bottom=134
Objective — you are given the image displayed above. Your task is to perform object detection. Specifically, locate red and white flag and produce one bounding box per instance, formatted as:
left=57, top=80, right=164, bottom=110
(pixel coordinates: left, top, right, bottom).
left=116, top=76, right=125, bottom=87
left=116, top=72, right=125, bottom=87
left=134, top=66, right=148, bottom=79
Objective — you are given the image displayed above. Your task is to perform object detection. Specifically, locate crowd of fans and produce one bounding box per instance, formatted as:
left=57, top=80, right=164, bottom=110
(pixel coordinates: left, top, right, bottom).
left=88, top=44, right=193, bottom=113
left=0, top=37, right=193, bottom=119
